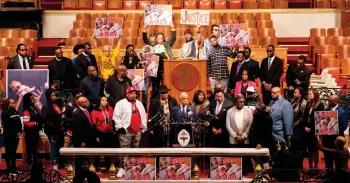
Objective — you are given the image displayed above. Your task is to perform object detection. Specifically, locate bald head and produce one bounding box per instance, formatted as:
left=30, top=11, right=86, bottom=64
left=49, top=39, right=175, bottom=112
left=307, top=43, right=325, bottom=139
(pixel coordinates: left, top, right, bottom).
left=88, top=66, right=97, bottom=77
left=335, top=136, right=346, bottom=149
left=77, top=96, right=89, bottom=109
left=328, top=94, right=340, bottom=108
left=116, top=64, right=127, bottom=78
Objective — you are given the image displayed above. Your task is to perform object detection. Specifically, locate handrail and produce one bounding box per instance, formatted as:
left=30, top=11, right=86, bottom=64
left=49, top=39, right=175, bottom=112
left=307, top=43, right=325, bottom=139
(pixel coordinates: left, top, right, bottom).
left=60, top=147, right=270, bottom=156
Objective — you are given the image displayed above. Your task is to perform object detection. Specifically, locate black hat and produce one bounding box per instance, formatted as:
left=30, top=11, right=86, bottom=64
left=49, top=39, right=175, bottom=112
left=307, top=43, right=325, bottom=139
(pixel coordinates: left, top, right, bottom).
left=159, top=85, right=170, bottom=93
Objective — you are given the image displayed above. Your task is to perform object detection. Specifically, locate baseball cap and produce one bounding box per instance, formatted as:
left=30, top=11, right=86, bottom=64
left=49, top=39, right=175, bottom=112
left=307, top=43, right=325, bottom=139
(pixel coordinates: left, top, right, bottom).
left=126, top=86, right=136, bottom=93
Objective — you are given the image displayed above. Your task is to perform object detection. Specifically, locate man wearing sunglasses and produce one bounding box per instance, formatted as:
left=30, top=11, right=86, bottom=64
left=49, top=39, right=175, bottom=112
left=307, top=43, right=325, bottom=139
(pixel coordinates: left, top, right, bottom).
left=7, top=43, right=33, bottom=70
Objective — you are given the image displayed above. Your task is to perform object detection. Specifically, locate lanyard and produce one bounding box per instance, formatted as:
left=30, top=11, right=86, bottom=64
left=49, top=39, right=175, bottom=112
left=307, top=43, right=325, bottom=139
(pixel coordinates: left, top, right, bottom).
left=101, top=109, right=109, bottom=124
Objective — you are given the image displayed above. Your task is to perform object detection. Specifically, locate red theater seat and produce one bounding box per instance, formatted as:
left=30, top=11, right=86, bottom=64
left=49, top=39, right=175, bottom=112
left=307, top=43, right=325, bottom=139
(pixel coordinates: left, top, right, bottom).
left=315, top=0, right=331, bottom=8
left=243, top=0, right=258, bottom=9
left=73, top=20, right=90, bottom=29
left=70, top=29, right=88, bottom=38
left=107, top=0, right=122, bottom=9
left=259, top=0, right=273, bottom=9
left=258, top=28, right=275, bottom=37
left=214, top=0, right=227, bottom=9
left=78, top=0, right=92, bottom=10
left=331, top=0, right=346, bottom=8
left=138, top=1, right=152, bottom=10
left=100, top=37, right=119, bottom=47
left=327, top=28, right=343, bottom=37
left=93, top=1, right=106, bottom=10
left=21, top=29, right=37, bottom=38
left=183, top=0, right=197, bottom=9
left=199, top=0, right=212, bottom=9
left=169, top=0, right=182, bottom=9
left=228, top=0, right=242, bottom=9
left=123, top=0, right=137, bottom=10
left=63, top=0, right=77, bottom=10
left=3, top=29, right=21, bottom=38
left=274, top=0, right=289, bottom=8
left=260, top=36, right=278, bottom=47
left=255, top=13, right=271, bottom=20
left=257, top=20, right=273, bottom=28
left=76, top=13, right=92, bottom=21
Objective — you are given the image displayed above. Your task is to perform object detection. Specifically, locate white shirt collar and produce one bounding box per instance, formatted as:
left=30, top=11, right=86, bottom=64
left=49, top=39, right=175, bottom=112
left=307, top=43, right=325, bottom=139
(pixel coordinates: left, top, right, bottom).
left=331, top=105, right=339, bottom=111
left=79, top=106, right=87, bottom=111
left=244, top=58, right=250, bottom=62
left=269, top=55, right=275, bottom=61
left=18, top=54, right=29, bottom=70
left=82, top=52, right=88, bottom=57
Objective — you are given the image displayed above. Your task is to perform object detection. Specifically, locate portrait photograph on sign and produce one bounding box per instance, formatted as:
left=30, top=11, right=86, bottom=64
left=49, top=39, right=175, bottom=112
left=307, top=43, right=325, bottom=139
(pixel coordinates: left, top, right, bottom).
left=141, top=53, right=159, bottom=77
left=180, top=9, right=210, bottom=25
left=219, top=24, right=249, bottom=46
left=158, top=157, right=191, bottom=180
left=6, top=69, right=49, bottom=115
left=315, top=111, right=339, bottom=135
left=127, top=69, right=145, bottom=91
left=210, top=157, right=242, bottom=180
left=94, top=17, right=123, bottom=38
left=124, top=157, right=156, bottom=180
left=144, top=5, right=172, bottom=25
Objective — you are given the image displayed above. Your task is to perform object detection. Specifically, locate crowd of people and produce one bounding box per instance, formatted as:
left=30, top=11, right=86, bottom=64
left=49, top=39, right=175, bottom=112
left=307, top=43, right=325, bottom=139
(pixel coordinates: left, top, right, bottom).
left=0, top=24, right=349, bottom=182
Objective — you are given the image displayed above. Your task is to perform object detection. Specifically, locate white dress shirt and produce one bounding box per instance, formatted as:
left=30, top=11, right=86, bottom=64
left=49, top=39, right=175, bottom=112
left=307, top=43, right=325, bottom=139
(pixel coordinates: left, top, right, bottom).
left=234, top=108, right=244, bottom=134
left=18, top=54, right=30, bottom=69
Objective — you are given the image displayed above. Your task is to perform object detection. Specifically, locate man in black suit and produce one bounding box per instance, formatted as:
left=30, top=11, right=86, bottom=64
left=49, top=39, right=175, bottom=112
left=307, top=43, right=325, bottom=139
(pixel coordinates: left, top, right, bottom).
left=75, top=42, right=98, bottom=80
left=207, top=81, right=234, bottom=102
left=207, top=89, right=234, bottom=147
left=260, top=45, right=283, bottom=105
left=48, top=48, right=76, bottom=89
left=286, top=55, right=310, bottom=99
left=229, top=51, right=248, bottom=94
left=243, top=47, right=260, bottom=81
left=7, top=43, right=33, bottom=70
left=71, top=96, right=96, bottom=177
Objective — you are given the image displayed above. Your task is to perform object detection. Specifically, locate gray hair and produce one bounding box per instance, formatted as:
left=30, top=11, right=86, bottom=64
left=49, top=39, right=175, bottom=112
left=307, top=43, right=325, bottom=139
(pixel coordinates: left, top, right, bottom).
left=214, top=80, right=226, bottom=89
left=234, top=94, right=245, bottom=102
left=179, top=92, right=188, bottom=100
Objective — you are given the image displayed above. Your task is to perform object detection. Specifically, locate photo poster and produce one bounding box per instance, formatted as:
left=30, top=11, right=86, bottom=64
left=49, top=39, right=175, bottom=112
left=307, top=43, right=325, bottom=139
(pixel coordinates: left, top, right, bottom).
left=210, top=157, right=242, bottom=180
left=315, top=111, right=339, bottom=135
left=144, top=5, right=172, bottom=25
left=127, top=69, right=145, bottom=91
left=94, top=17, right=123, bottom=38
left=158, top=157, right=191, bottom=180
left=180, top=9, right=210, bottom=25
left=124, top=157, right=156, bottom=180
left=141, top=53, right=159, bottom=77
left=6, top=69, right=49, bottom=115
left=219, top=24, right=249, bottom=46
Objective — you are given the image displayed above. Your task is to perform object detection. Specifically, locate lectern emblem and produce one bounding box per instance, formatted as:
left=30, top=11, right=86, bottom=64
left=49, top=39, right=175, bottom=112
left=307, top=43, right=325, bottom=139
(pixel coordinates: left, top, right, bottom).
left=177, top=129, right=190, bottom=147
left=171, top=63, right=199, bottom=91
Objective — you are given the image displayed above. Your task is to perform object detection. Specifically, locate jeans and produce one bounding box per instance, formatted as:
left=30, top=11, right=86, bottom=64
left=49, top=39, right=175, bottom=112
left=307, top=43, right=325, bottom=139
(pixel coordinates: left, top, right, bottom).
left=49, top=135, right=57, bottom=163
left=209, top=77, right=228, bottom=93
left=144, top=76, right=152, bottom=104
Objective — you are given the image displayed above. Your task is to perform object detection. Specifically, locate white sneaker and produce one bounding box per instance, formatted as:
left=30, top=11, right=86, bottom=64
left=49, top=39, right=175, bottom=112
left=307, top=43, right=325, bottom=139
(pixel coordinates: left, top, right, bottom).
left=117, top=168, right=125, bottom=178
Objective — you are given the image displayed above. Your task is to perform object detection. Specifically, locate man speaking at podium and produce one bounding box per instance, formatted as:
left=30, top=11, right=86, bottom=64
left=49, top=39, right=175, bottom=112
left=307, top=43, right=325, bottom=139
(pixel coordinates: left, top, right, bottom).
left=172, top=92, right=197, bottom=147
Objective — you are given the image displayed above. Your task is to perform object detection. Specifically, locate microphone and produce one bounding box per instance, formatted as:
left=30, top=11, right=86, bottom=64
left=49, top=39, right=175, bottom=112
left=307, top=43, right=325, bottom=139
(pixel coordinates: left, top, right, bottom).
left=148, top=112, right=161, bottom=123
left=206, top=111, right=219, bottom=120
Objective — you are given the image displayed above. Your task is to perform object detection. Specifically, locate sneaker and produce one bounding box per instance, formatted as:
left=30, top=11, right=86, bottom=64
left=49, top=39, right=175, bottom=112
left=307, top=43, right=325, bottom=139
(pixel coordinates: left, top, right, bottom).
left=117, top=168, right=125, bottom=178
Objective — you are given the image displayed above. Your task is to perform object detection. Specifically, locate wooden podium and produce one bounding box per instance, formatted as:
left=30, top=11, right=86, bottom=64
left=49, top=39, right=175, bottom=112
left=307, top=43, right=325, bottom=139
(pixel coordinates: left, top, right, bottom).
left=163, top=59, right=207, bottom=102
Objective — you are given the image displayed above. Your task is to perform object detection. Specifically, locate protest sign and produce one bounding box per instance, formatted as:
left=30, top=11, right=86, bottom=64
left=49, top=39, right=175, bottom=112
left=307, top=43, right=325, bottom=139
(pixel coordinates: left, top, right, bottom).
left=180, top=9, right=210, bottom=25
left=158, top=157, right=191, bottom=180
left=140, top=53, right=159, bottom=77
left=94, top=17, right=123, bottom=38
left=315, top=111, right=339, bottom=135
left=219, top=24, right=249, bottom=46
left=144, top=5, right=172, bottom=25
left=210, top=157, right=242, bottom=180
left=127, top=69, right=145, bottom=91
left=124, top=157, right=156, bottom=180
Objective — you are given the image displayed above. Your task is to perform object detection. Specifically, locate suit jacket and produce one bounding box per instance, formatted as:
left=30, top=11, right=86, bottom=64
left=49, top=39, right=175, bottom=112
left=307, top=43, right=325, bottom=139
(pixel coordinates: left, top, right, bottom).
left=335, top=106, right=348, bottom=136
left=148, top=96, right=178, bottom=126
left=172, top=105, right=197, bottom=123
left=71, top=108, right=95, bottom=147
left=226, top=106, right=253, bottom=144
left=234, top=81, right=257, bottom=96
left=48, top=57, right=75, bottom=89
left=75, top=53, right=98, bottom=80
left=246, top=58, right=260, bottom=81
left=209, top=99, right=234, bottom=134
left=286, top=63, right=310, bottom=90
left=228, top=61, right=248, bottom=90
left=7, top=55, right=33, bottom=69
left=260, top=56, right=283, bottom=87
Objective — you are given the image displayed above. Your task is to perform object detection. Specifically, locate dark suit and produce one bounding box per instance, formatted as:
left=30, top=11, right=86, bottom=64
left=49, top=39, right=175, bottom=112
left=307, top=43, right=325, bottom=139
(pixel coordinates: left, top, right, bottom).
left=7, top=55, right=33, bottom=69
left=208, top=99, right=234, bottom=147
left=71, top=108, right=95, bottom=147
left=286, top=63, right=310, bottom=98
left=208, top=93, right=234, bottom=103
left=260, top=56, right=283, bottom=105
left=75, top=53, right=98, bottom=80
left=322, top=105, right=349, bottom=170
left=48, top=57, right=76, bottom=89
left=147, top=96, right=178, bottom=147
left=228, top=61, right=248, bottom=90
left=172, top=105, right=197, bottom=146
left=245, top=58, right=260, bottom=81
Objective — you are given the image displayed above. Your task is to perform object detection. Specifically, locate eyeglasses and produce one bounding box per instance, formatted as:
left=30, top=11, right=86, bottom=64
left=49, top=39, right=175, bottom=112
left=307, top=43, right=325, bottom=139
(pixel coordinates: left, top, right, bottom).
left=19, top=49, right=27, bottom=51
left=271, top=91, right=280, bottom=94
left=213, top=29, right=220, bottom=32
left=237, top=100, right=245, bottom=103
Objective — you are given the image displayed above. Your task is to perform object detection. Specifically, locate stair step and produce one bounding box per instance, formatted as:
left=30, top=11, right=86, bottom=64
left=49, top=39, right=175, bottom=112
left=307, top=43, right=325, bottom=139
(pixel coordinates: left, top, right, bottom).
left=278, top=37, right=309, bottom=45
left=41, top=2, right=62, bottom=10
left=35, top=57, right=54, bottom=64
left=280, top=45, right=309, bottom=54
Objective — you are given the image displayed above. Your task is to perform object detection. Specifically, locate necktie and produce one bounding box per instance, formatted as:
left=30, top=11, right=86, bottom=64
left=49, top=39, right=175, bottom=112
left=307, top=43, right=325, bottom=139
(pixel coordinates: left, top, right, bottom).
left=215, top=103, right=221, bottom=115
left=83, top=110, right=92, bottom=125
left=22, top=56, right=27, bottom=69
left=86, top=55, right=91, bottom=62
left=268, top=58, right=272, bottom=70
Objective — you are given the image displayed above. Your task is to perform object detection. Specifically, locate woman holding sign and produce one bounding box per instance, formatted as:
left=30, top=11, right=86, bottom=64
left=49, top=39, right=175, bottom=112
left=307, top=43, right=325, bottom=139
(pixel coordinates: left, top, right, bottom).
left=180, top=26, right=201, bottom=59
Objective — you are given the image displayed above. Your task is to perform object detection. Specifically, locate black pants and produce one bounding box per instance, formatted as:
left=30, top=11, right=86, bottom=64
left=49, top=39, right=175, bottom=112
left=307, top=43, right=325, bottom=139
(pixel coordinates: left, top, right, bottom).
left=211, top=133, right=228, bottom=147
left=4, top=135, right=19, bottom=171
left=262, top=87, right=272, bottom=106
left=323, top=135, right=337, bottom=171
left=25, top=131, right=39, bottom=166
left=95, top=133, right=117, bottom=169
